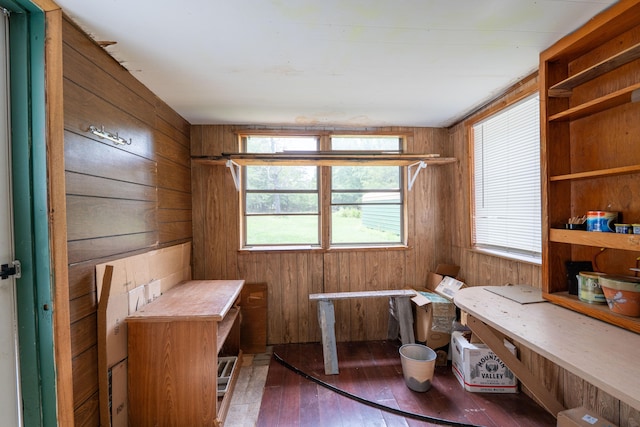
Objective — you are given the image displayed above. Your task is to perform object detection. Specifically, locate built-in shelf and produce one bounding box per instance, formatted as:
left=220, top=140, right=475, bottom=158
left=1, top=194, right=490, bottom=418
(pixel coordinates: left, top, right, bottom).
left=550, top=164, right=640, bottom=181
left=193, top=152, right=457, bottom=167
left=548, top=83, right=640, bottom=122
left=548, top=41, right=640, bottom=97
left=549, top=228, right=640, bottom=251
left=217, top=307, right=239, bottom=352
left=542, top=292, right=640, bottom=334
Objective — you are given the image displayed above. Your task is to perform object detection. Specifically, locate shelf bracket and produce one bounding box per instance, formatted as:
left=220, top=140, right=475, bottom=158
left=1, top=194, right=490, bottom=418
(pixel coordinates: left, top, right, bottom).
left=226, top=160, right=241, bottom=191
left=407, top=161, right=427, bottom=191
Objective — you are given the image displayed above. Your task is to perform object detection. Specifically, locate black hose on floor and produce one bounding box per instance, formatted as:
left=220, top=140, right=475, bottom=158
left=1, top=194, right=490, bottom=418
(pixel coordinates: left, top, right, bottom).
left=273, top=352, right=486, bottom=427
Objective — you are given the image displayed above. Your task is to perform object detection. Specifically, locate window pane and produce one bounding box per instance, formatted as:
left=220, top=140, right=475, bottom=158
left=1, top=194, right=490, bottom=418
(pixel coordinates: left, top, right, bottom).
left=246, top=215, right=319, bottom=245
left=331, top=136, right=401, bottom=151
left=246, top=193, right=318, bottom=214
left=332, top=191, right=400, bottom=205
left=332, top=166, right=400, bottom=190
left=246, top=165, right=317, bottom=190
left=245, top=136, right=317, bottom=153
left=332, top=205, right=401, bottom=244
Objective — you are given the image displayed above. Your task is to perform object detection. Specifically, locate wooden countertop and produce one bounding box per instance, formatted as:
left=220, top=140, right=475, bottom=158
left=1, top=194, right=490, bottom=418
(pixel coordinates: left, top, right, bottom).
left=454, top=286, right=640, bottom=411
left=126, top=279, right=244, bottom=322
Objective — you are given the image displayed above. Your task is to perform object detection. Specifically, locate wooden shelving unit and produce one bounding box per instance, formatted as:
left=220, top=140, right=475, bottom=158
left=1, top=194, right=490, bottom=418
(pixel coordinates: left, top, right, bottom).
left=126, top=280, right=245, bottom=426
left=541, top=0, right=640, bottom=334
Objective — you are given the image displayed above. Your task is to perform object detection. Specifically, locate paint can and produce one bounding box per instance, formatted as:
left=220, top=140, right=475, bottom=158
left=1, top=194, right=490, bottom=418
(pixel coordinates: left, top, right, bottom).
left=586, top=211, right=618, bottom=232
left=577, top=271, right=607, bottom=304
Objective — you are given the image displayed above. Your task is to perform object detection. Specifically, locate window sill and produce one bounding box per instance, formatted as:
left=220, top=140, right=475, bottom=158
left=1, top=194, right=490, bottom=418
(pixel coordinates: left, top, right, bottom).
left=238, top=244, right=410, bottom=254
left=471, top=247, right=541, bottom=266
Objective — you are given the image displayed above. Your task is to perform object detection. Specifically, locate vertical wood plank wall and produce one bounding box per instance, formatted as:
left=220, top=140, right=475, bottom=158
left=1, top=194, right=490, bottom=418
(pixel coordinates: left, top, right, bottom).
left=191, top=125, right=456, bottom=345
left=449, top=74, right=639, bottom=426
left=62, top=18, right=192, bottom=426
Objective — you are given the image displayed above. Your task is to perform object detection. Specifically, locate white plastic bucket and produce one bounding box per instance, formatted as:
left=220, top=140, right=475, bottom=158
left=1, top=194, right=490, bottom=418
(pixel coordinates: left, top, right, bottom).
left=399, top=344, right=437, bottom=392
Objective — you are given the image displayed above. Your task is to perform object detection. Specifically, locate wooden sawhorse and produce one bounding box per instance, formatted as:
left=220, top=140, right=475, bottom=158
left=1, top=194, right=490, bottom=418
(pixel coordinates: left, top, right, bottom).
left=309, top=289, right=416, bottom=375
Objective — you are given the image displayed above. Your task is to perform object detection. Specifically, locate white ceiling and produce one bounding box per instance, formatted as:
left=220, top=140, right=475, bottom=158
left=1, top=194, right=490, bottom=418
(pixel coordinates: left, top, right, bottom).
left=55, top=0, right=617, bottom=128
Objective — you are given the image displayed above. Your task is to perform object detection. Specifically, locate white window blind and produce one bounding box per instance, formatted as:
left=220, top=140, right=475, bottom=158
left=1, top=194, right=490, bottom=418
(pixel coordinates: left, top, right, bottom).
left=473, top=94, right=541, bottom=259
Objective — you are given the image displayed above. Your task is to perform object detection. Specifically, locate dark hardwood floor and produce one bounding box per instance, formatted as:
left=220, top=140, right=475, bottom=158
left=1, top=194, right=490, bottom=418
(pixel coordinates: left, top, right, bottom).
left=257, top=341, right=556, bottom=427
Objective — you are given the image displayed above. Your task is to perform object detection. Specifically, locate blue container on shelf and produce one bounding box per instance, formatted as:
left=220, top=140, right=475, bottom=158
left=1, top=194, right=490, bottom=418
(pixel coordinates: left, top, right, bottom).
left=586, top=211, right=617, bottom=232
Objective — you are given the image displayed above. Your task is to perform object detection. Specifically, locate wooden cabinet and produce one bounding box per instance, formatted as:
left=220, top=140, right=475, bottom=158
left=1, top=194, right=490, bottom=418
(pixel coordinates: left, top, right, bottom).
left=126, top=280, right=244, bottom=426
left=541, top=0, right=640, bottom=333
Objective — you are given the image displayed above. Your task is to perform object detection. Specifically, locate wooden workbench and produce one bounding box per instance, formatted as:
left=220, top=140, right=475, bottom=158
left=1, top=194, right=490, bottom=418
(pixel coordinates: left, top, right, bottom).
left=454, top=286, right=640, bottom=415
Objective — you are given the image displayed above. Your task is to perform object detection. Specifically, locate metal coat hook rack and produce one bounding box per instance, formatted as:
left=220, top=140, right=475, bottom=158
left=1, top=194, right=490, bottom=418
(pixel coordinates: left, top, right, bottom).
left=89, top=125, right=132, bottom=146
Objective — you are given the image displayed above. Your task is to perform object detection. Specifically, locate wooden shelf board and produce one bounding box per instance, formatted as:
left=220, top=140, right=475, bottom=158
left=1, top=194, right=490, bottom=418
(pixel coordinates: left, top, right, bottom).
left=549, top=228, right=640, bottom=251
left=543, top=291, right=640, bottom=334
left=548, top=41, right=640, bottom=97
left=192, top=152, right=457, bottom=167
left=217, top=307, right=239, bottom=351
left=550, top=164, right=640, bottom=181
left=548, top=83, right=640, bottom=122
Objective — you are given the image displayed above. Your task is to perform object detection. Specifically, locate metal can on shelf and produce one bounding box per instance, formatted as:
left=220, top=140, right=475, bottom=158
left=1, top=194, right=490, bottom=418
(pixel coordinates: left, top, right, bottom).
left=577, top=271, right=607, bottom=304
left=586, top=211, right=618, bottom=232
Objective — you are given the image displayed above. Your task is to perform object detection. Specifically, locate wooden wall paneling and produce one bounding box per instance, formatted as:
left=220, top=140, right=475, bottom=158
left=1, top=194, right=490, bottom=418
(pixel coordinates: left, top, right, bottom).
left=332, top=252, right=352, bottom=342
left=265, top=254, right=284, bottom=344
left=158, top=187, right=191, bottom=210
left=73, top=393, right=99, bottom=427
left=68, top=262, right=97, bottom=300
left=585, top=385, right=619, bottom=424
left=64, top=80, right=155, bottom=160
left=62, top=17, right=156, bottom=104
left=69, top=292, right=97, bottom=325
left=295, top=253, right=312, bottom=343
left=156, top=131, right=190, bottom=168
left=621, top=404, right=640, bottom=427
left=62, top=14, right=194, bottom=424
left=70, top=313, right=98, bottom=358
left=62, top=43, right=155, bottom=128
left=155, top=114, right=190, bottom=150
left=190, top=163, right=206, bottom=279
left=66, top=171, right=157, bottom=202
left=67, top=234, right=158, bottom=266
left=281, top=253, right=299, bottom=343
left=72, top=345, right=99, bottom=413
left=562, top=369, right=586, bottom=410
left=201, top=165, right=227, bottom=278
left=66, top=196, right=156, bottom=241
left=158, top=222, right=193, bottom=245
left=64, top=132, right=156, bottom=185
left=308, top=252, right=324, bottom=342
left=157, top=156, right=190, bottom=192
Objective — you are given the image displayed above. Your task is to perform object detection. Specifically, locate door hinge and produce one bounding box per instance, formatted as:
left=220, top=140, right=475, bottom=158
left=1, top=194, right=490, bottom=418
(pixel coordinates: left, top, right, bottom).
left=1, top=260, right=21, bottom=280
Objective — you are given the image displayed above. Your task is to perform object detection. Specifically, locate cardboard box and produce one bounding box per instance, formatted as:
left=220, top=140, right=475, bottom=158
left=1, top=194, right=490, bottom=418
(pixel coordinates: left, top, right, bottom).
left=110, top=359, right=128, bottom=427
left=106, top=292, right=128, bottom=368
left=451, top=331, right=518, bottom=393
left=425, top=264, right=461, bottom=292
left=557, top=407, right=617, bottom=427
left=411, top=291, right=455, bottom=347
